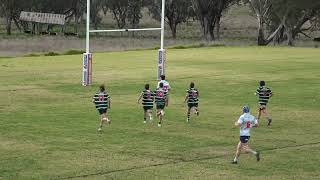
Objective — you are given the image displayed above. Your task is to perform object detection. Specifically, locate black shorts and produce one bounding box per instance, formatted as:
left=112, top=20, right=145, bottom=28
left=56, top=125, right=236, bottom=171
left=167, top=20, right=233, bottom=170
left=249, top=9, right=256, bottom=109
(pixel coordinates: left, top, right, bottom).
left=143, top=106, right=153, bottom=112
left=259, top=104, right=267, bottom=110
left=156, top=104, right=165, bottom=110
left=98, top=108, right=107, bottom=115
left=188, top=103, right=198, bottom=108
left=240, top=136, right=250, bottom=143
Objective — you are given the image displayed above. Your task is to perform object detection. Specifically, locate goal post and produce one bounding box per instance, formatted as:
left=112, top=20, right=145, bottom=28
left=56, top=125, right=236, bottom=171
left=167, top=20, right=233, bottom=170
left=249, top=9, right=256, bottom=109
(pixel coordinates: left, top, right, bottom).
left=82, top=0, right=166, bottom=86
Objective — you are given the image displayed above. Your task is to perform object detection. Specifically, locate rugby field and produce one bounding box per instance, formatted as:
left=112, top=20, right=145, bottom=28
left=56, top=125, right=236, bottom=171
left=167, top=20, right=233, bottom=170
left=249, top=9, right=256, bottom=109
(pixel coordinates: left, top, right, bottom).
left=0, top=47, right=320, bottom=179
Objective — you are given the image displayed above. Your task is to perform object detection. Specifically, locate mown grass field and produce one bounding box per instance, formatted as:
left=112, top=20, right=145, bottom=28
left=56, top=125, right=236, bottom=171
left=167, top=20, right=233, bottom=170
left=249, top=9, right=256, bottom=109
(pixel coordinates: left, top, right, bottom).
left=0, top=47, right=320, bottom=179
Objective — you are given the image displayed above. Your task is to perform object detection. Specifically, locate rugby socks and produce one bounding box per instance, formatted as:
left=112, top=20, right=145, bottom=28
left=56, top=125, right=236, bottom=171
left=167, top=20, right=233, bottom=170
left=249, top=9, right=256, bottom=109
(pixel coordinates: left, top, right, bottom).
left=187, top=113, right=190, bottom=121
left=196, top=109, right=199, bottom=116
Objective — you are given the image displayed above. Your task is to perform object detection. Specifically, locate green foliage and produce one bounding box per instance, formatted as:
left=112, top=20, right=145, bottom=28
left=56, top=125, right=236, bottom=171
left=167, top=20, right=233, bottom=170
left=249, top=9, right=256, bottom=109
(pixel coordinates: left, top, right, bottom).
left=63, top=49, right=85, bottom=55
left=44, top=51, right=60, bottom=56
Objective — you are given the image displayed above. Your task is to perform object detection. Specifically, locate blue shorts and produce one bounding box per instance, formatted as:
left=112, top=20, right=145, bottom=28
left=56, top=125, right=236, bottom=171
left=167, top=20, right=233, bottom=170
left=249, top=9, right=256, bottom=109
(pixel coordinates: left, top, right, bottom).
left=240, top=136, right=250, bottom=143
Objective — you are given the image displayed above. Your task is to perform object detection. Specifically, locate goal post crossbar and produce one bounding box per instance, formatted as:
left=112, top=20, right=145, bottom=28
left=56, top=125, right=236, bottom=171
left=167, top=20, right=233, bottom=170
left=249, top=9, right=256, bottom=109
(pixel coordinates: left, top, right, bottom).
left=89, top=28, right=162, bottom=33
left=83, top=0, right=166, bottom=86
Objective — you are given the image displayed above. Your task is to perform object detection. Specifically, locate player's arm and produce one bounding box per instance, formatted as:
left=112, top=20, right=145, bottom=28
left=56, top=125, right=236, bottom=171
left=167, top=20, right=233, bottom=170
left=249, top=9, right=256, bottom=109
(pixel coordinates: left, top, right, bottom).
left=184, top=93, right=189, bottom=103
left=137, top=92, right=143, bottom=104
left=235, top=118, right=242, bottom=127
left=253, top=119, right=259, bottom=127
left=108, top=98, right=111, bottom=109
left=254, top=88, right=260, bottom=96
left=92, top=95, right=96, bottom=103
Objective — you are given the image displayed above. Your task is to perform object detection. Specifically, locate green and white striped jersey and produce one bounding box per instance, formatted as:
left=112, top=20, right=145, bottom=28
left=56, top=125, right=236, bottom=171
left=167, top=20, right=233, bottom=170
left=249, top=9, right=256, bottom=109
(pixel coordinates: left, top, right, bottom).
left=93, top=91, right=110, bottom=109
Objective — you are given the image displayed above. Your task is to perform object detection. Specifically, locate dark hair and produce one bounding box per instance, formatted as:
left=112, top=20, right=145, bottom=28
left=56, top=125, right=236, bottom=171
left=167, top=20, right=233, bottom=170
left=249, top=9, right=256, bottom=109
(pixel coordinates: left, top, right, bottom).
left=159, top=82, right=164, bottom=88
left=99, top=84, right=105, bottom=92
left=145, top=84, right=150, bottom=90
left=160, top=75, right=165, bottom=80
left=190, top=82, right=195, bottom=88
left=260, top=81, right=265, bottom=86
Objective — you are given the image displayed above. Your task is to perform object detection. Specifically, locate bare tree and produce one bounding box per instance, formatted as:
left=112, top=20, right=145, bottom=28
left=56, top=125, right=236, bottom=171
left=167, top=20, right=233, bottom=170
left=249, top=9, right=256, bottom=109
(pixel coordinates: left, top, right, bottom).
left=191, top=0, right=237, bottom=41
left=0, top=0, right=26, bottom=34
left=246, top=0, right=285, bottom=45
left=148, top=0, right=192, bottom=39
left=247, top=0, right=320, bottom=46
left=106, top=0, right=129, bottom=29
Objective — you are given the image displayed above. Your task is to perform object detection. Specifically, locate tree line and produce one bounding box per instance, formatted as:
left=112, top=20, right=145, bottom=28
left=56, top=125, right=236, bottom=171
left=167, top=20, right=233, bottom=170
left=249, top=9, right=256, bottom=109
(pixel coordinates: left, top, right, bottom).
left=1, top=0, right=320, bottom=46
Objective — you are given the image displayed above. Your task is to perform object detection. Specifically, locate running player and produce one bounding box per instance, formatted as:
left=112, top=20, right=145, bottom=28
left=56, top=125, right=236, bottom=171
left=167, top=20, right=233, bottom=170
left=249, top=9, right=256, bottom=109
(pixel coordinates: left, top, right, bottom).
left=157, top=75, right=171, bottom=92
left=255, top=80, right=273, bottom=126
left=184, top=82, right=199, bottom=122
left=155, top=82, right=168, bottom=127
left=232, top=106, right=260, bottom=164
left=157, top=75, right=170, bottom=109
left=138, top=84, right=154, bottom=123
left=92, top=84, right=111, bottom=132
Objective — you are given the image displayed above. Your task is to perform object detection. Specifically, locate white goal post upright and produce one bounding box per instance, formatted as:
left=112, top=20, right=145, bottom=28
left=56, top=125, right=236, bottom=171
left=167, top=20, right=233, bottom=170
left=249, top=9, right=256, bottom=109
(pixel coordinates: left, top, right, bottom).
left=82, top=0, right=166, bottom=86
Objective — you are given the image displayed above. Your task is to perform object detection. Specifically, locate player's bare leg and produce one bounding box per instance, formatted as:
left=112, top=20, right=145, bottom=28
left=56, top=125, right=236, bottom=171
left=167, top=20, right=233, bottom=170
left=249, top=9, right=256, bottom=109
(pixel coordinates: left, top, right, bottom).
left=98, top=113, right=108, bottom=131
left=194, top=107, right=199, bottom=116
left=143, top=110, right=147, bottom=123
left=257, top=107, right=262, bottom=120
left=157, top=109, right=162, bottom=127
left=148, top=109, right=153, bottom=121
left=262, top=108, right=272, bottom=126
left=243, top=144, right=260, bottom=161
left=233, top=142, right=242, bottom=164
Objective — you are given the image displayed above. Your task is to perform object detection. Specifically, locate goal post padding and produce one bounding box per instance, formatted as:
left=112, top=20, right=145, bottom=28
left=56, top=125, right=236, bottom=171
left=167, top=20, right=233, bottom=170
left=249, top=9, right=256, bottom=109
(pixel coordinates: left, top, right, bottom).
left=82, top=53, right=92, bottom=86
left=158, top=49, right=166, bottom=80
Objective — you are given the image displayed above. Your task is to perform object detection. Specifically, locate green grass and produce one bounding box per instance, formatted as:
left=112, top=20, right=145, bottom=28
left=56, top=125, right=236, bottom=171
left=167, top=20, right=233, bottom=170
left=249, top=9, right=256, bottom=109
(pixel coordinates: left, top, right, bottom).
left=0, top=47, right=320, bottom=179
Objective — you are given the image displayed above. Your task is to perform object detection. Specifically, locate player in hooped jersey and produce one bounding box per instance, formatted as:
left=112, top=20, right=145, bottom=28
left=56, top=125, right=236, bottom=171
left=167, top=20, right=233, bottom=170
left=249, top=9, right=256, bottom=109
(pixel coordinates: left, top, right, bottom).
left=92, top=84, right=111, bottom=132
left=232, top=106, right=260, bottom=164
left=255, top=80, right=273, bottom=126
left=138, top=84, right=155, bottom=123
left=184, top=82, right=199, bottom=122
left=155, top=82, right=168, bottom=127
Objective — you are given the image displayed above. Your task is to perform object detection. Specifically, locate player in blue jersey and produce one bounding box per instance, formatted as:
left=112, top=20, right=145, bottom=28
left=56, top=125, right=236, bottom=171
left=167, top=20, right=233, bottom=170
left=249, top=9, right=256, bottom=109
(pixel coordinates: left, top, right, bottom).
left=232, top=106, right=260, bottom=164
left=157, top=75, right=171, bottom=93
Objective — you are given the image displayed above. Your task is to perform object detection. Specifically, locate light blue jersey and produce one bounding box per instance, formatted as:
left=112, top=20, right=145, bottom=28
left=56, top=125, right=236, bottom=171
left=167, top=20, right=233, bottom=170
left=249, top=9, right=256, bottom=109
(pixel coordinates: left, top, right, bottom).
left=157, top=80, right=171, bottom=92
left=237, top=113, right=258, bottom=136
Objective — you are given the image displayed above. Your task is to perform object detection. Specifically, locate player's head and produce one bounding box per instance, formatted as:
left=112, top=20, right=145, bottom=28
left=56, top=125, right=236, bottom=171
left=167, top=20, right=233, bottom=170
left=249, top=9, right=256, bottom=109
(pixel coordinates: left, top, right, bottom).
left=260, top=80, right=265, bottom=86
left=160, top=75, right=166, bottom=80
left=242, top=105, right=250, bottom=113
left=145, top=84, right=150, bottom=90
left=99, top=84, right=105, bottom=92
left=159, top=82, right=164, bottom=88
left=190, top=82, right=195, bottom=88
